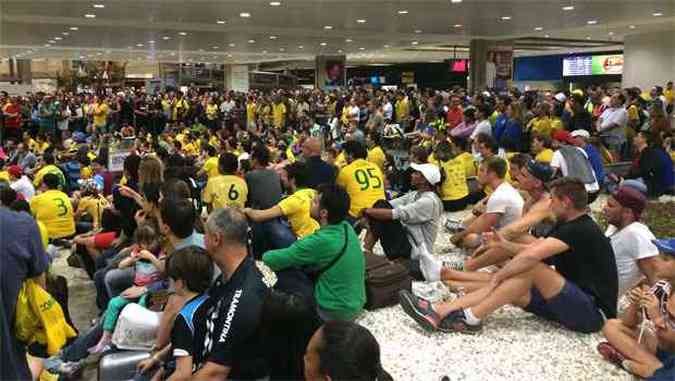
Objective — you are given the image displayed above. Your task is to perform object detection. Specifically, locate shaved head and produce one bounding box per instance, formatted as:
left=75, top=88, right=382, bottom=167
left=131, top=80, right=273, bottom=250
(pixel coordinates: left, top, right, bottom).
left=303, top=137, right=322, bottom=157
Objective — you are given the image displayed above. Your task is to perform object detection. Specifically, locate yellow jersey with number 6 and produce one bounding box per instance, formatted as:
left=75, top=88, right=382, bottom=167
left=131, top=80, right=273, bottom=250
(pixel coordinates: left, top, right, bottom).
left=203, top=175, right=248, bottom=209
left=337, top=159, right=385, bottom=218
left=30, top=189, right=75, bottom=239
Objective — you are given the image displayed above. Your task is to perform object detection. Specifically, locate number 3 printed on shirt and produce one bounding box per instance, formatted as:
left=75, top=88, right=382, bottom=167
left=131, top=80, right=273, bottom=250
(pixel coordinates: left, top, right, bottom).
left=354, top=168, right=382, bottom=191
left=53, top=198, right=68, bottom=217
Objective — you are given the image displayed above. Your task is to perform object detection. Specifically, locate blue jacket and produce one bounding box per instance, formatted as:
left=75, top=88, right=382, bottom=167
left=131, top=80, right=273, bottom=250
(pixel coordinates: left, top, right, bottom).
left=584, top=144, right=606, bottom=186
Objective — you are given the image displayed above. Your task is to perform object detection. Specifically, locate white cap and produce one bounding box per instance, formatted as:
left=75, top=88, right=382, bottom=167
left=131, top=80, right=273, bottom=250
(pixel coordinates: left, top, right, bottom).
left=570, top=129, right=590, bottom=139
left=554, top=93, right=567, bottom=103
left=410, top=163, right=442, bottom=185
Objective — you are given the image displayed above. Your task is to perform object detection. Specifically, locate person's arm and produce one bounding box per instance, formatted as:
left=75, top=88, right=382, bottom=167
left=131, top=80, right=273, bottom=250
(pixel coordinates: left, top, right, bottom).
left=452, top=213, right=499, bottom=243
left=499, top=199, right=553, bottom=241
left=190, top=363, right=230, bottom=381
left=492, top=237, right=569, bottom=286
left=167, top=357, right=193, bottom=381
left=637, top=256, right=662, bottom=286
left=243, top=205, right=283, bottom=223
left=138, top=250, right=165, bottom=272
left=263, top=233, right=324, bottom=271
left=363, top=207, right=393, bottom=221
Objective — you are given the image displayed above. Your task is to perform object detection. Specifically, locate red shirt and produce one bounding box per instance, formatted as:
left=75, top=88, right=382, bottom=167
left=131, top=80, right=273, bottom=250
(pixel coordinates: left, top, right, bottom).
left=446, top=106, right=464, bottom=130
left=2, top=102, right=21, bottom=129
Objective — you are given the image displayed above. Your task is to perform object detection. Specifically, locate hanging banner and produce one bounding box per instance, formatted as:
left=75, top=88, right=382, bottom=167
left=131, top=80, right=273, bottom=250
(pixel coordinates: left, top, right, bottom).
left=486, top=44, right=513, bottom=91
left=315, top=55, right=346, bottom=89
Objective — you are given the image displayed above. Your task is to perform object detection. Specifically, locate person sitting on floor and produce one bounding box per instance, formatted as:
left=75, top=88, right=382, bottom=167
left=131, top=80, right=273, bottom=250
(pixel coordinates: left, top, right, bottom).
left=400, top=177, right=618, bottom=335
left=450, top=157, right=524, bottom=249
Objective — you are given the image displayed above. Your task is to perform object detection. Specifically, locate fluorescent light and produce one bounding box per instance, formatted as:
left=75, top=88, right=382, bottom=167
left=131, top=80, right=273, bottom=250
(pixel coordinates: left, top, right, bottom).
left=279, top=48, right=285, bottom=51
left=70, top=27, right=79, bottom=30
left=84, top=14, right=96, bottom=18
left=454, top=24, right=463, bottom=28
left=562, top=5, right=574, bottom=11
left=48, top=40, right=56, bottom=43
left=383, top=44, right=390, bottom=48
left=587, top=20, right=598, bottom=24
left=248, top=39, right=256, bottom=43
left=229, top=43, right=236, bottom=47
left=415, top=29, right=422, bottom=33
left=337, top=49, right=343, bottom=53
left=240, top=12, right=251, bottom=18
left=262, top=50, right=267, bottom=54
left=585, top=36, right=591, bottom=40
left=501, top=16, right=511, bottom=20
left=345, top=38, right=353, bottom=42
left=451, top=0, right=462, bottom=3
left=93, top=4, right=104, bottom=8
left=136, top=43, right=144, bottom=47
left=269, top=35, right=277, bottom=39
left=320, top=42, right=327, bottom=46
left=544, top=34, right=550, bottom=38
left=534, top=26, right=543, bottom=31
left=269, top=1, right=281, bottom=6
left=652, top=12, right=663, bottom=16
left=148, top=40, right=155, bottom=44
left=629, top=25, right=636, bottom=29
left=608, top=31, right=614, bottom=36
left=54, top=37, right=62, bottom=40
left=216, top=20, right=226, bottom=24
left=212, top=46, right=219, bottom=49
left=163, top=36, right=171, bottom=40
left=298, top=45, right=303, bottom=49
left=359, top=47, right=365, bottom=50
left=324, top=25, right=333, bottom=30
left=411, top=41, right=419, bottom=45
left=227, top=54, right=232, bottom=57
left=62, top=32, right=69, bottom=36
left=178, top=32, right=187, bottom=36
left=44, top=44, right=51, bottom=47
left=397, top=10, right=408, bottom=14
left=356, top=19, right=366, bottom=23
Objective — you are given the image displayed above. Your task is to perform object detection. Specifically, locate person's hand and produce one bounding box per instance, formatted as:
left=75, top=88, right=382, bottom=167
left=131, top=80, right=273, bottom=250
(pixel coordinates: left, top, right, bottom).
left=641, top=292, right=660, bottom=320
left=136, top=357, right=158, bottom=374
left=119, top=185, right=136, bottom=199
left=450, top=232, right=463, bottom=246
left=488, top=271, right=504, bottom=291
left=121, top=286, right=147, bottom=299
left=137, top=249, right=155, bottom=261
left=627, top=286, right=644, bottom=305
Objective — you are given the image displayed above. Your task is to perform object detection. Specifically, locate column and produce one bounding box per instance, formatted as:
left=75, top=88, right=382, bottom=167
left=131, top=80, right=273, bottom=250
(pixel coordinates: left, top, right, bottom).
left=469, top=39, right=489, bottom=94
left=622, top=29, right=675, bottom=90
left=224, top=64, right=249, bottom=92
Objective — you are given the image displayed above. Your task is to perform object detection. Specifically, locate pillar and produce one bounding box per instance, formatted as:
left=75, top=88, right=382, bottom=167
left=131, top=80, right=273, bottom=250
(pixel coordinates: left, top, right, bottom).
left=469, top=39, right=489, bottom=94
left=622, top=29, right=675, bottom=90
left=224, top=64, right=249, bottom=92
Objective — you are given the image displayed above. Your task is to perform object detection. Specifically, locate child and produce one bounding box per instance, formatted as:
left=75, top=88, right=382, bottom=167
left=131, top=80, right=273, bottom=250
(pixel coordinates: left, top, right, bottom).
left=89, top=223, right=165, bottom=353
left=135, top=246, right=214, bottom=381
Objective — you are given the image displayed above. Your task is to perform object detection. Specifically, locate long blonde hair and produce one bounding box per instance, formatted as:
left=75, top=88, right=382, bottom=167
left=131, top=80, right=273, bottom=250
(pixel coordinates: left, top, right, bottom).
left=139, top=155, right=164, bottom=186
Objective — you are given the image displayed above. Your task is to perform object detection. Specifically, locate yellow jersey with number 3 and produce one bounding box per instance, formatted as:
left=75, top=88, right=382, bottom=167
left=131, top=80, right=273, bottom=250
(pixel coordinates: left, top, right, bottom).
left=30, top=189, right=75, bottom=239
left=203, top=175, right=248, bottom=209
left=337, top=159, right=385, bottom=218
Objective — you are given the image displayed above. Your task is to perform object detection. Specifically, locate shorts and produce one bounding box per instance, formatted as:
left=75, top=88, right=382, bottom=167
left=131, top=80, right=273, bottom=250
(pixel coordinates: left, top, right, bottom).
left=94, top=231, right=118, bottom=249
left=443, top=196, right=469, bottom=212
left=524, top=280, right=605, bottom=333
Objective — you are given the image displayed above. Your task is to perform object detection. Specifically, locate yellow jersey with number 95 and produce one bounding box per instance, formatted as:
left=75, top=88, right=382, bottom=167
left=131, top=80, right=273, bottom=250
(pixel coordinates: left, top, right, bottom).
left=337, top=159, right=385, bottom=218
left=203, top=175, right=248, bottom=209
left=30, top=189, right=75, bottom=239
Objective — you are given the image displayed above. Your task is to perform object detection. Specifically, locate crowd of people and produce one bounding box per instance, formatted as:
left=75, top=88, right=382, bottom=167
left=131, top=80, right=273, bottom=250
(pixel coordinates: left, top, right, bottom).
left=1, top=79, right=674, bottom=381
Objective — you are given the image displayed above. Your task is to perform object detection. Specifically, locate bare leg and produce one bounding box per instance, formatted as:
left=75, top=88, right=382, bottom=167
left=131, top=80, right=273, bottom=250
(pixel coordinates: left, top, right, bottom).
left=602, top=319, right=663, bottom=378
left=465, top=247, right=511, bottom=271
left=363, top=230, right=376, bottom=253
left=440, top=268, right=491, bottom=283
left=445, top=280, right=489, bottom=293
left=460, top=233, right=482, bottom=249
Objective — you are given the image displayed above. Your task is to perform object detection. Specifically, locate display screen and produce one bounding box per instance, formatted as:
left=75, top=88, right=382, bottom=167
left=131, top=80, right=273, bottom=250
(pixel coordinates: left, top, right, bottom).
left=563, top=54, right=623, bottom=76
left=449, top=59, right=469, bottom=73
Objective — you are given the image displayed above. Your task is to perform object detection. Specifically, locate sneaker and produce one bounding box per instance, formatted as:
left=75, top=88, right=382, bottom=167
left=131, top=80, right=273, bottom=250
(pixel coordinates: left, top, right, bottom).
left=438, top=309, right=483, bottom=334
left=44, top=356, right=83, bottom=378
left=444, top=219, right=465, bottom=234
left=398, top=289, right=440, bottom=332
left=597, top=342, right=626, bottom=368
left=443, top=258, right=464, bottom=272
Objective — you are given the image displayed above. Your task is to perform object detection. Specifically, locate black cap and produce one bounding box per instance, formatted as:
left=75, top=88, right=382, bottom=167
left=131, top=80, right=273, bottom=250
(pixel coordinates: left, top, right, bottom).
left=526, top=160, right=553, bottom=183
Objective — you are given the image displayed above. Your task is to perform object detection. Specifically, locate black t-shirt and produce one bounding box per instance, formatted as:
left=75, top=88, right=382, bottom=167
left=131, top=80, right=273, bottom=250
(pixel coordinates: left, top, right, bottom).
left=550, top=214, right=618, bottom=318
left=202, top=257, right=270, bottom=379
left=170, top=293, right=211, bottom=372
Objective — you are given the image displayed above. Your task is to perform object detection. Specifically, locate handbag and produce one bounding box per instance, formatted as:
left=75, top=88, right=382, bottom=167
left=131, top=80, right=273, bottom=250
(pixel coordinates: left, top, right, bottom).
left=364, top=252, right=412, bottom=310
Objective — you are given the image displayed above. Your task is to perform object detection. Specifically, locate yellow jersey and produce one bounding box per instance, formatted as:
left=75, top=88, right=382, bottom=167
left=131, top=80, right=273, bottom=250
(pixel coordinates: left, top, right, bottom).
left=664, top=89, right=674, bottom=105
left=457, top=152, right=478, bottom=178
left=433, top=157, right=469, bottom=201
left=395, top=99, right=409, bottom=122
left=206, top=104, right=219, bottom=120
left=367, top=146, right=387, bottom=172
left=37, top=220, right=49, bottom=250
left=528, top=117, right=553, bottom=138
left=535, top=149, right=554, bottom=164
left=550, top=117, right=563, bottom=134
left=203, top=156, right=220, bottom=179
left=278, top=188, right=319, bottom=238
left=203, top=175, right=248, bottom=209
left=183, top=143, right=198, bottom=157
left=30, top=189, right=75, bottom=239
left=272, top=103, right=287, bottom=129
left=76, top=196, right=109, bottom=229
left=246, top=102, right=257, bottom=125
left=337, top=159, right=385, bottom=218
left=92, top=102, right=109, bottom=127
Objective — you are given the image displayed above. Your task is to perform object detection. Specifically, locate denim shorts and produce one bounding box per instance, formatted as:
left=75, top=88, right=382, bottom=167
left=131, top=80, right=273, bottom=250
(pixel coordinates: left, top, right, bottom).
left=524, top=280, right=605, bottom=333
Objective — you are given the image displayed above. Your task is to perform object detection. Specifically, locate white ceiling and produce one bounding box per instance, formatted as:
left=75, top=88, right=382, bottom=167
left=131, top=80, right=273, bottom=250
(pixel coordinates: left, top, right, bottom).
left=1, top=0, right=674, bottom=65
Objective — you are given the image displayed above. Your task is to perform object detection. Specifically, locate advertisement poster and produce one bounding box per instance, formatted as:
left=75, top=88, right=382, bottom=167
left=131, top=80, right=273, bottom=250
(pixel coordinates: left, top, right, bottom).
left=315, top=55, right=346, bottom=89
left=486, top=45, right=513, bottom=91
left=591, top=55, right=623, bottom=75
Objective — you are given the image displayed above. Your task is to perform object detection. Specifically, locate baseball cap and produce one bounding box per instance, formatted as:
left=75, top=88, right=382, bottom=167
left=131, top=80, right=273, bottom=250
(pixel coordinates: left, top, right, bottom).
left=621, top=179, right=648, bottom=195
left=526, top=160, right=553, bottom=183
left=410, top=163, right=442, bottom=185
left=570, top=129, right=590, bottom=139
left=554, top=93, right=567, bottom=103
left=612, top=186, right=647, bottom=218
left=7, top=165, right=22, bottom=178
left=653, top=239, right=675, bottom=255
left=552, top=130, right=573, bottom=144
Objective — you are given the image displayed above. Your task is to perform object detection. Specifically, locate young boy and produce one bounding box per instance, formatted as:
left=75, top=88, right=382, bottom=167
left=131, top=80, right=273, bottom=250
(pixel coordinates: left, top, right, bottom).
left=136, top=246, right=214, bottom=381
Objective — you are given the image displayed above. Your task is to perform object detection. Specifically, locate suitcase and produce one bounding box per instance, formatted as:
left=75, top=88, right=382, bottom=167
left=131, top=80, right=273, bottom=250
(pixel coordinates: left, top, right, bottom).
left=98, top=350, right=150, bottom=381
left=364, top=252, right=412, bottom=310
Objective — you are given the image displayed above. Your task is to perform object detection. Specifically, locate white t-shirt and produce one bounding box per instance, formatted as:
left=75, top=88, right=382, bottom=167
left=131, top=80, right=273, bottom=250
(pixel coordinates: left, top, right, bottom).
left=220, top=100, right=235, bottom=114
left=486, top=182, right=524, bottom=229
left=606, top=222, right=659, bottom=296
left=470, top=119, right=492, bottom=140
left=598, top=107, right=628, bottom=132
left=11, top=176, right=36, bottom=200
left=550, top=147, right=600, bottom=193
left=383, top=102, right=393, bottom=120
